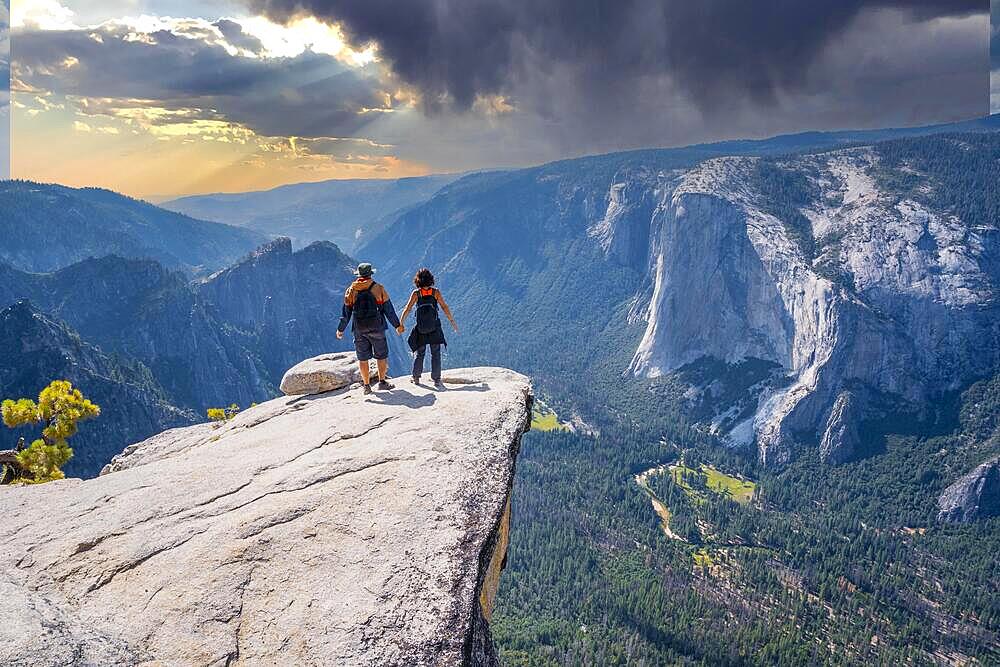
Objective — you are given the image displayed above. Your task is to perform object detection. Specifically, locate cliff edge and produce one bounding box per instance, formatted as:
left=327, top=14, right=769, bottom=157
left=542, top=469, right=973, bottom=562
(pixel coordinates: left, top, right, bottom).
left=0, top=366, right=532, bottom=666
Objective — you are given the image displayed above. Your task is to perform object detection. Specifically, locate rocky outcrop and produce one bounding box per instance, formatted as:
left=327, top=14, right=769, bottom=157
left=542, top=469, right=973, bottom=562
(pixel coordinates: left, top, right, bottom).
left=937, top=457, right=1000, bottom=523
left=0, top=366, right=532, bottom=666
left=279, top=352, right=362, bottom=395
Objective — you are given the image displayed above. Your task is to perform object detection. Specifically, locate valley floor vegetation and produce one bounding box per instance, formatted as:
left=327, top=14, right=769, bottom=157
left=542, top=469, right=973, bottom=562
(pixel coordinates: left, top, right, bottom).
left=490, top=370, right=1000, bottom=666
left=531, top=402, right=572, bottom=433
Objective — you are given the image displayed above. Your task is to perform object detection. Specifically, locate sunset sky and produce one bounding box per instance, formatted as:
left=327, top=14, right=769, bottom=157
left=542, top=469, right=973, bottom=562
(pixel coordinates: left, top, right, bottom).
left=9, top=0, right=994, bottom=200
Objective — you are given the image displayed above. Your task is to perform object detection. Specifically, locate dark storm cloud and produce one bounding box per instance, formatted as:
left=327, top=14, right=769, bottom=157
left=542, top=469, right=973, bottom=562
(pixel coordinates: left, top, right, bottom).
left=246, top=0, right=986, bottom=111
left=213, top=18, right=266, bottom=55
left=13, top=22, right=389, bottom=138
left=10, top=0, right=990, bottom=178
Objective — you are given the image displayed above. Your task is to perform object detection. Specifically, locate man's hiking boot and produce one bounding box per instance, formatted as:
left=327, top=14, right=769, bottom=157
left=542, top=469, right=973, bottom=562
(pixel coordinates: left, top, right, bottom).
left=362, top=384, right=373, bottom=395
left=411, top=376, right=420, bottom=385
left=434, top=380, right=446, bottom=390
left=377, top=380, right=395, bottom=391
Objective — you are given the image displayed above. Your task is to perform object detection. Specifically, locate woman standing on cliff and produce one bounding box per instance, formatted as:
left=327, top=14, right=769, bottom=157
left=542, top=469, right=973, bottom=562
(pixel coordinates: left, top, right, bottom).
left=398, top=268, right=459, bottom=388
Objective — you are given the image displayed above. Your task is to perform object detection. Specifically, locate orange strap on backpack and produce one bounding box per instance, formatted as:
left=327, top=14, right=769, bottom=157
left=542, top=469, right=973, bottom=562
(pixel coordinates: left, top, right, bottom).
left=419, top=288, right=435, bottom=297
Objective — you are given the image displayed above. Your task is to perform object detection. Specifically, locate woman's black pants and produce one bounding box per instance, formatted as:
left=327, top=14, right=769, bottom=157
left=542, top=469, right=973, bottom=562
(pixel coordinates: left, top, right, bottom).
left=413, top=344, right=442, bottom=381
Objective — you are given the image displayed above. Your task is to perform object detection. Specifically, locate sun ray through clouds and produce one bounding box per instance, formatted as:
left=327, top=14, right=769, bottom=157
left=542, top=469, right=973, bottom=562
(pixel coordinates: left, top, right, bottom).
left=7, top=0, right=992, bottom=198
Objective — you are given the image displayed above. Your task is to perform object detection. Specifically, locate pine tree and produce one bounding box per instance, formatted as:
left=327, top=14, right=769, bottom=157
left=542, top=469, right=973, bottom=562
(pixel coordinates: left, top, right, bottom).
left=1, top=380, right=100, bottom=483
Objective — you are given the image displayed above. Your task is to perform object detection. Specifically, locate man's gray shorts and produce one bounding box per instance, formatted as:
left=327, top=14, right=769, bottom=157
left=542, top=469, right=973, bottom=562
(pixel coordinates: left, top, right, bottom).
left=354, top=329, right=389, bottom=362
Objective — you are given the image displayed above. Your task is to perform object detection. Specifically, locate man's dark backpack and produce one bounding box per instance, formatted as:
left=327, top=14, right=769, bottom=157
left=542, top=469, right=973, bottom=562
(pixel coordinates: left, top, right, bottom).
left=353, top=283, right=382, bottom=333
left=415, top=288, right=440, bottom=335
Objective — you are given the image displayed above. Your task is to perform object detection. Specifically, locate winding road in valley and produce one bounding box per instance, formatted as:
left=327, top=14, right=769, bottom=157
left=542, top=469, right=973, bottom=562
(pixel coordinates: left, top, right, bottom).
left=634, top=465, right=685, bottom=542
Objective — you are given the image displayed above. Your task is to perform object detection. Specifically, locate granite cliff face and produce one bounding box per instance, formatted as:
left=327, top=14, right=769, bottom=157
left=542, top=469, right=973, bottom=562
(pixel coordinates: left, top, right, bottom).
left=626, top=136, right=1000, bottom=465
left=0, top=366, right=531, bottom=666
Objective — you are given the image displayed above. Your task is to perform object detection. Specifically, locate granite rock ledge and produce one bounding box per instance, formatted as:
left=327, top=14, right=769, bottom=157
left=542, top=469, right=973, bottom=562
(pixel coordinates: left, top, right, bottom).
left=0, top=366, right=532, bottom=666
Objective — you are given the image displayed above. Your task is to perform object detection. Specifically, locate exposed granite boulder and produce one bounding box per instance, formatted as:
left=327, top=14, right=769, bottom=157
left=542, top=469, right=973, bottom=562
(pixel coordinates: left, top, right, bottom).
left=937, top=457, right=1000, bottom=523
left=0, top=366, right=532, bottom=666
left=819, top=390, right=864, bottom=465
left=279, top=352, right=362, bottom=395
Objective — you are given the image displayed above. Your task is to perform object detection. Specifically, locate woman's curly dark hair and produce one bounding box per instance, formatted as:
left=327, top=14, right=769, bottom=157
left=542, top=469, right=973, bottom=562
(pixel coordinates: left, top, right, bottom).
left=413, top=268, right=435, bottom=288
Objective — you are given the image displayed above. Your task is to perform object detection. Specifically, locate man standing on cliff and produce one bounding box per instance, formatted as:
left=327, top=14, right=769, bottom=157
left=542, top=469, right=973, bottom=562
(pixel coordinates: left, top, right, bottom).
left=336, top=263, right=403, bottom=395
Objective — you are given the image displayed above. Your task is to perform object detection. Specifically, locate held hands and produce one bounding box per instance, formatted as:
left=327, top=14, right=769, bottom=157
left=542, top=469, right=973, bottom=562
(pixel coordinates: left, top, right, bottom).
left=336, top=330, right=344, bottom=340
left=396, top=325, right=405, bottom=335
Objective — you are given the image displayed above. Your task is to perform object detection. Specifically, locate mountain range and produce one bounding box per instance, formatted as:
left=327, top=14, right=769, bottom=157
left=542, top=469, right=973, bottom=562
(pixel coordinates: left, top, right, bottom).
left=0, top=300, right=193, bottom=478
left=0, top=181, right=266, bottom=274
left=162, top=116, right=1000, bottom=257
left=163, top=174, right=461, bottom=252
left=7, top=118, right=999, bottom=479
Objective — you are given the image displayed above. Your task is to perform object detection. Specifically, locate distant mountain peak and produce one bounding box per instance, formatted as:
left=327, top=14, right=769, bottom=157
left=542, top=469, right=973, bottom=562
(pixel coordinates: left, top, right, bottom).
left=260, top=236, right=293, bottom=253
left=246, top=236, right=293, bottom=260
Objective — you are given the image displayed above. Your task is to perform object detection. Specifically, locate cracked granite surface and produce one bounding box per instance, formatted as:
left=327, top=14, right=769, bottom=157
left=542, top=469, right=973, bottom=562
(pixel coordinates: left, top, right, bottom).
left=0, top=367, right=531, bottom=666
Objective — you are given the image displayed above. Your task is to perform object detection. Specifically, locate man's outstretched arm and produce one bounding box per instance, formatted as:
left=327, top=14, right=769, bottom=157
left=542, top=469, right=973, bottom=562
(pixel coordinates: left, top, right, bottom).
left=382, top=297, right=402, bottom=330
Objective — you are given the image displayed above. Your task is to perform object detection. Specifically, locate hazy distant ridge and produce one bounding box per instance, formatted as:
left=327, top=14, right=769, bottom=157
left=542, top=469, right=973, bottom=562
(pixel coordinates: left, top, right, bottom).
left=163, top=174, right=461, bottom=252
left=0, top=181, right=266, bottom=274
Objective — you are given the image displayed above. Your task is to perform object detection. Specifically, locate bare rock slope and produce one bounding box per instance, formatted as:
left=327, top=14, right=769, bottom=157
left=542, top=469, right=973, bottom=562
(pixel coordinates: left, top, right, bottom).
left=0, top=367, right=532, bottom=666
left=937, top=456, right=1000, bottom=523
